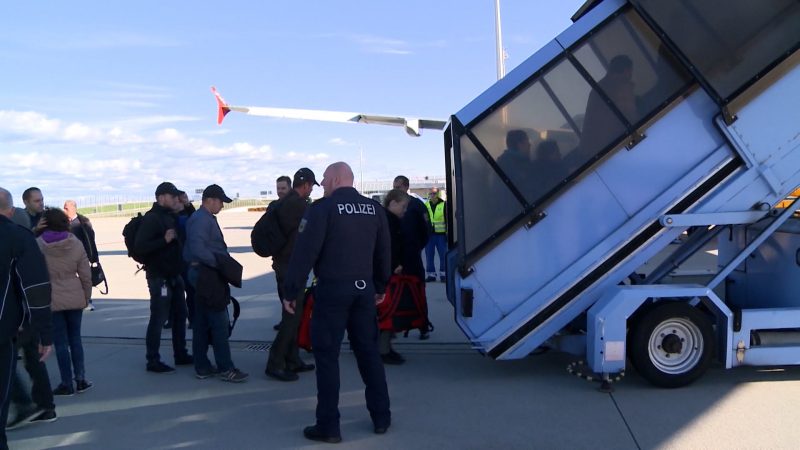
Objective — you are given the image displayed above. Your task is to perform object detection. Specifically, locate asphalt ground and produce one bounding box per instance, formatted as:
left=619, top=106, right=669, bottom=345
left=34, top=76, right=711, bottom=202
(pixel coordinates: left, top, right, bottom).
left=8, top=209, right=800, bottom=449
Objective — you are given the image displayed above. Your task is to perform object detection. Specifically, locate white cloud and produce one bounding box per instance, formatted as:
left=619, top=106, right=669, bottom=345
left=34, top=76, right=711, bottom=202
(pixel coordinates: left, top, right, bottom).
left=328, top=137, right=350, bottom=146
left=0, top=109, right=334, bottom=199
left=0, top=111, right=61, bottom=136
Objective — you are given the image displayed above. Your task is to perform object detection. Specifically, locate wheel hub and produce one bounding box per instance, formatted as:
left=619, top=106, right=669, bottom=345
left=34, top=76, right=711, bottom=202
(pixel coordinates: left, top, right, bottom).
left=661, top=333, right=683, bottom=354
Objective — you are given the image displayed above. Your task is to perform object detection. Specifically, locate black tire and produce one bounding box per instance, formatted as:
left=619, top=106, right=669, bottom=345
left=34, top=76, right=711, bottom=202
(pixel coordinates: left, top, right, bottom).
left=629, top=302, right=714, bottom=388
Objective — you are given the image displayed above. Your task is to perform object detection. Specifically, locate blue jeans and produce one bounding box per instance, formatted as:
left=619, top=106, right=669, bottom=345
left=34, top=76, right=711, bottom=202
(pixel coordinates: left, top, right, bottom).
left=145, top=275, right=188, bottom=364
left=188, top=267, right=234, bottom=372
left=425, top=234, right=447, bottom=275
left=52, top=310, right=85, bottom=385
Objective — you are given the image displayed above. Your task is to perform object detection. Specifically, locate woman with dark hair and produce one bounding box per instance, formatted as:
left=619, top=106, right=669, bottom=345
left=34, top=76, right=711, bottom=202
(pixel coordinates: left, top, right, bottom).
left=36, top=208, right=93, bottom=396
left=380, top=189, right=410, bottom=365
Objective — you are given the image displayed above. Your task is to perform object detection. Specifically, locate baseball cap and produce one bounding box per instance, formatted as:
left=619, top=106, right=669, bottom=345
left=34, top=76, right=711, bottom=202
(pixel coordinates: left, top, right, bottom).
left=293, top=168, right=319, bottom=186
left=155, top=182, right=181, bottom=197
left=202, top=184, right=233, bottom=203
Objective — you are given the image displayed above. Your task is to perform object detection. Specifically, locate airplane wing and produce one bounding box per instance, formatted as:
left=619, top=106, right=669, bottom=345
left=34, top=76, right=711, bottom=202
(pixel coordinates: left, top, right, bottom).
left=211, top=86, right=446, bottom=137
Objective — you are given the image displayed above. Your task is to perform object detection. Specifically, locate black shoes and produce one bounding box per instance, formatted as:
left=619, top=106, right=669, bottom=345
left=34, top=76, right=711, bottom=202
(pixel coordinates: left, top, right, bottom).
left=381, top=350, right=405, bottom=365
left=273, top=323, right=281, bottom=331
left=303, top=425, right=342, bottom=444
left=53, top=384, right=75, bottom=396
left=76, top=379, right=93, bottom=393
left=6, top=407, right=43, bottom=431
left=30, top=410, right=57, bottom=424
left=266, top=367, right=299, bottom=382
left=174, top=354, right=194, bottom=365
left=419, top=331, right=430, bottom=340
left=147, top=361, right=176, bottom=373
left=289, top=362, right=315, bottom=373
left=374, top=424, right=390, bottom=434
left=425, top=276, right=436, bottom=282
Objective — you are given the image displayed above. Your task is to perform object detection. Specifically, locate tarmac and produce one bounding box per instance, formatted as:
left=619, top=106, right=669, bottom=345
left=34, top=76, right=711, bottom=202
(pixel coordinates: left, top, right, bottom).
left=8, top=208, right=800, bottom=449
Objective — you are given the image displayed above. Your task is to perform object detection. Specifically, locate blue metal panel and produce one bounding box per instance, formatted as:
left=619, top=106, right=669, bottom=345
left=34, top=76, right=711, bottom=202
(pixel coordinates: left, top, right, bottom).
left=733, top=347, right=800, bottom=367
left=555, top=0, right=626, bottom=49
left=454, top=40, right=564, bottom=127
left=456, top=277, right=505, bottom=341
left=490, top=147, right=735, bottom=358
left=596, top=91, right=723, bottom=217
left=468, top=173, right=629, bottom=316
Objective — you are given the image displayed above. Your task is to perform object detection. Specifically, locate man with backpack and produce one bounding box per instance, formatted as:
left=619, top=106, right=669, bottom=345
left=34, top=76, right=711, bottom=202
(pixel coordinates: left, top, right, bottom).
left=263, top=168, right=318, bottom=382
left=184, top=184, right=248, bottom=383
left=132, top=182, right=192, bottom=373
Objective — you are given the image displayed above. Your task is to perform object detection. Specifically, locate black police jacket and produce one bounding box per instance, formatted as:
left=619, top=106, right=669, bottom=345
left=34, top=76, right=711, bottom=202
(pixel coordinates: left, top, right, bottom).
left=283, top=186, right=391, bottom=301
left=0, top=215, right=53, bottom=345
left=274, top=190, right=309, bottom=266
left=134, top=202, right=183, bottom=278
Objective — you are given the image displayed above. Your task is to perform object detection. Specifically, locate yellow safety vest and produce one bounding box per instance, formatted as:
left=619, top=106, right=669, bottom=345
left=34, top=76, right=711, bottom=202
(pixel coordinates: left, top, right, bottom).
left=426, top=201, right=446, bottom=234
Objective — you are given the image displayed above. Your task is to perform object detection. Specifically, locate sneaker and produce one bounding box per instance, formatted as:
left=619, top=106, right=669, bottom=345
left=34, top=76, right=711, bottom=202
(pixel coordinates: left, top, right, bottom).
left=439, top=275, right=446, bottom=282
left=29, top=410, right=57, bottom=424
left=425, top=275, right=436, bottom=282
left=195, top=366, right=220, bottom=379
left=219, top=368, right=249, bottom=383
left=53, top=384, right=75, bottom=396
left=174, top=354, right=194, bottom=365
left=5, top=406, right=42, bottom=431
left=76, top=380, right=93, bottom=393
left=146, top=361, right=176, bottom=374
left=163, top=321, right=172, bottom=329
left=84, top=303, right=95, bottom=311
left=419, top=331, right=430, bottom=341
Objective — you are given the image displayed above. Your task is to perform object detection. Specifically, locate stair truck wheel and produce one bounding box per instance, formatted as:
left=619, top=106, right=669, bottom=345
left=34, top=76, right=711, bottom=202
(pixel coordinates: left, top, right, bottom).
left=629, top=302, right=714, bottom=388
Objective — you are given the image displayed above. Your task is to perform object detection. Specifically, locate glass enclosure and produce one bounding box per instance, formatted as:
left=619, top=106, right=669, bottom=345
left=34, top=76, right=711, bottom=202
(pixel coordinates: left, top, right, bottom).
left=633, top=0, right=800, bottom=102
left=454, top=7, right=693, bottom=261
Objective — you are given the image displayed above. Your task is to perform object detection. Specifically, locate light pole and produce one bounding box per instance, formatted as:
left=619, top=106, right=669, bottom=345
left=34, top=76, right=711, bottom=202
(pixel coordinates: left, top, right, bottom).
left=494, top=0, right=506, bottom=80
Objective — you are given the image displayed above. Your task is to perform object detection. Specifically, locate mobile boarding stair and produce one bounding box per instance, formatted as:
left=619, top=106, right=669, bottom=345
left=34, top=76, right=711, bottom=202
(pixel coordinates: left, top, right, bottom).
left=444, top=0, right=800, bottom=387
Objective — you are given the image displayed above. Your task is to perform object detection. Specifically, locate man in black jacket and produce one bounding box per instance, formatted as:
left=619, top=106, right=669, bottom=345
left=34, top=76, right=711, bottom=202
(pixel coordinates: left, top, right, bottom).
left=265, top=168, right=317, bottom=382
left=134, top=182, right=192, bottom=373
left=64, top=200, right=100, bottom=311
left=0, top=187, right=53, bottom=450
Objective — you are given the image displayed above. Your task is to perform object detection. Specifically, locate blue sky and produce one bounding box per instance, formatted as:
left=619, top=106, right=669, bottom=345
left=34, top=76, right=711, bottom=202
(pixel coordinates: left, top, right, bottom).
left=1, top=0, right=584, bottom=204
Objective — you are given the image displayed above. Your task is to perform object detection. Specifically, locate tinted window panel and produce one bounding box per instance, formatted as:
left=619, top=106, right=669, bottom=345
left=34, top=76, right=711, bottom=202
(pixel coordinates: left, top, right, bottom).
left=634, top=0, right=800, bottom=101
left=573, top=9, right=692, bottom=125
left=470, top=58, right=626, bottom=208
left=459, top=135, right=523, bottom=254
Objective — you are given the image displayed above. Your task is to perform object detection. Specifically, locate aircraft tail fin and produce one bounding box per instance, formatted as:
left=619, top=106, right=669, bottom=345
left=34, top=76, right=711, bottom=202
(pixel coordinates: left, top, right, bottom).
left=211, top=86, right=231, bottom=125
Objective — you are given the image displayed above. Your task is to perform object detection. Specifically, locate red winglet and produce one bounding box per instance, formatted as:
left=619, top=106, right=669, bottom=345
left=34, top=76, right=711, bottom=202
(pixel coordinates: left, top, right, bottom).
left=211, top=86, right=231, bottom=125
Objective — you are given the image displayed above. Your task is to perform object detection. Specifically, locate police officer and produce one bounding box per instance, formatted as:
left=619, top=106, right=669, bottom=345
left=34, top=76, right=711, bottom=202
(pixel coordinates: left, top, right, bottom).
left=283, top=162, right=392, bottom=443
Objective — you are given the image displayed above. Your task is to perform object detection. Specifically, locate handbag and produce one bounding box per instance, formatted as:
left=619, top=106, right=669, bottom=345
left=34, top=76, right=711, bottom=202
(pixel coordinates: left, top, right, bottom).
left=90, top=262, right=108, bottom=295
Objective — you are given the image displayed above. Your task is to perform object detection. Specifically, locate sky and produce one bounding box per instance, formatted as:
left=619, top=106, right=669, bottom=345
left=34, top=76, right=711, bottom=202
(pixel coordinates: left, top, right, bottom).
left=1, top=0, right=584, bottom=205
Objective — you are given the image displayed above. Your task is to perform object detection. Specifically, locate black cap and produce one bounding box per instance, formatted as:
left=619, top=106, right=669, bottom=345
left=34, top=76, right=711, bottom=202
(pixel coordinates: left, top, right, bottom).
left=294, top=168, right=319, bottom=186
left=155, top=182, right=181, bottom=197
left=202, top=184, right=233, bottom=203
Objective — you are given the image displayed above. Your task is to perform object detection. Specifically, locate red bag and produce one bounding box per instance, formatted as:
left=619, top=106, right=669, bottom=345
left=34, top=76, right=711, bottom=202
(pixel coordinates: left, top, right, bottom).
left=297, top=288, right=314, bottom=352
left=377, top=275, right=431, bottom=333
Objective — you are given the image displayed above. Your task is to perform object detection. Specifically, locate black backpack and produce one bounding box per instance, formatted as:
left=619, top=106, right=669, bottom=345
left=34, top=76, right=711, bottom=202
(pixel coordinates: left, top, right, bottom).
left=122, top=213, right=146, bottom=264
left=251, top=201, right=287, bottom=258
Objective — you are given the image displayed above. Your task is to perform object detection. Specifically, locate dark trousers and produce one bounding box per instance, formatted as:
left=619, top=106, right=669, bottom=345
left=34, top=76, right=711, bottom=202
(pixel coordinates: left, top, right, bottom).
left=1, top=339, right=17, bottom=450
left=145, top=275, right=188, bottom=364
left=52, top=310, right=85, bottom=386
left=312, top=279, right=390, bottom=436
left=181, top=268, right=195, bottom=326
left=267, top=266, right=305, bottom=371
left=12, top=328, right=54, bottom=411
